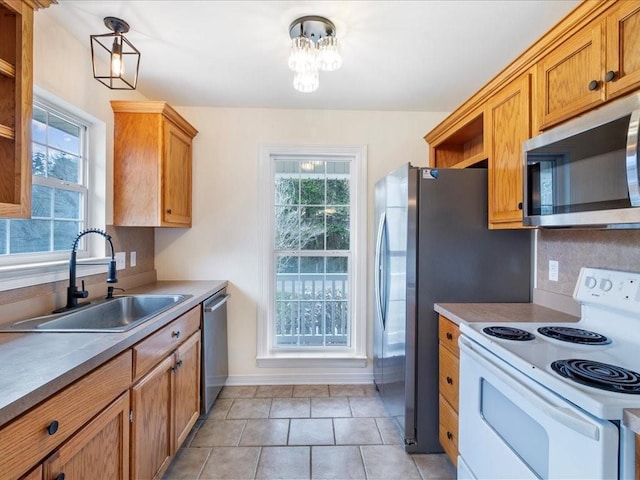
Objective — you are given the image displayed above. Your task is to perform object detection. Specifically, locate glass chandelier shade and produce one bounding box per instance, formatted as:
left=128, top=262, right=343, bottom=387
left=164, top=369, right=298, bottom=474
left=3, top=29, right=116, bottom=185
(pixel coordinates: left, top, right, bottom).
left=287, top=16, right=341, bottom=93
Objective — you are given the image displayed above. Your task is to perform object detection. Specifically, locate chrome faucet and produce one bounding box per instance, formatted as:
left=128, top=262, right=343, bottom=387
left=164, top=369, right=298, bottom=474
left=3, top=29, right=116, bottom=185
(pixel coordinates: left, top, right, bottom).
left=53, top=228, right=118, bottom=313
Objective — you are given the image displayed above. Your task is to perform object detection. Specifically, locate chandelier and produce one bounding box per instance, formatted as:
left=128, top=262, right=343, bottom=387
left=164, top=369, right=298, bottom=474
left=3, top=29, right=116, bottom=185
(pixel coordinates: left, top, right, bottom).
left=288, top=16, right=341, bottom=93
left=90, top=17, right=141, bottom=90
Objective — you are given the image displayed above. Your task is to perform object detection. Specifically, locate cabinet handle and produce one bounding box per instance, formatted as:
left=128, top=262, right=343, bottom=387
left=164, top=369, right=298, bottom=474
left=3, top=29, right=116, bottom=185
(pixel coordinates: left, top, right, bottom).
left=55, top=474, right=65, bottom=480
left=446, top=431, right=453, bottom=440
left=605, top=70, right=617, bottom=82
left=446, top=332, right=453, bottom=340
left=588, top=80, right=600, bottom=91
left=171, top=330, right=181, bottom=339
left=176, top=359, right=183, bottom=368
left=166, top=208, right=172, bottom=214
left=47, top=420, right=59, bottom=435
left=446, top=376, right=453, bottom=385
left=517, top=202, right=523, bottom=210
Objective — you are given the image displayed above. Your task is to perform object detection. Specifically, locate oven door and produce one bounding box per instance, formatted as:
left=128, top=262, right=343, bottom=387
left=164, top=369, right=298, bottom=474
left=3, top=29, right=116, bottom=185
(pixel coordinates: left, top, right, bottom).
left=458, top=336, right=619, bottom=479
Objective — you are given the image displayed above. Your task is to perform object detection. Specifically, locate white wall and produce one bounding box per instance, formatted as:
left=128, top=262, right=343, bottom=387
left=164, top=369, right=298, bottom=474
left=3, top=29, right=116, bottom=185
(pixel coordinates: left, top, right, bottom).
left=155, top=107, right=448, bottom=383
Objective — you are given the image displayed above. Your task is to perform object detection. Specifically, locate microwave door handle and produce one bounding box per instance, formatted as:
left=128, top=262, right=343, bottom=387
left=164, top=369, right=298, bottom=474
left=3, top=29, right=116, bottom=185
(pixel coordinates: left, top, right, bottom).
left=626, top=110, right=640, bottom=206
left=459, top=337, right=600, bottom=441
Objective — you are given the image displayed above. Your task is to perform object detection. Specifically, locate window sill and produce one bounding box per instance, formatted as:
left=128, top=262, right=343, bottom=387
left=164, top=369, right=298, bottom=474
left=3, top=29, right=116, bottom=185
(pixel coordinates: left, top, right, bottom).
left=0, top=257, right=111, bottom=292
left=256, top=353, right=368, bottom=368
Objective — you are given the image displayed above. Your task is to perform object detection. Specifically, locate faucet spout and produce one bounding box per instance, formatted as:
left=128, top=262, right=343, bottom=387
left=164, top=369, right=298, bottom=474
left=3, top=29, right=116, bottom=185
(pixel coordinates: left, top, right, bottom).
left=53, top=228, right=118, bottom=313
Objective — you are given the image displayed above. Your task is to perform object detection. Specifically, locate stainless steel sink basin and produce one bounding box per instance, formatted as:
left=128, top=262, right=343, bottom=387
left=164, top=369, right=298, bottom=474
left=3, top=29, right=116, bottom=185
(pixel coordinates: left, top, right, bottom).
left=1, top=294, right=191, bottom=332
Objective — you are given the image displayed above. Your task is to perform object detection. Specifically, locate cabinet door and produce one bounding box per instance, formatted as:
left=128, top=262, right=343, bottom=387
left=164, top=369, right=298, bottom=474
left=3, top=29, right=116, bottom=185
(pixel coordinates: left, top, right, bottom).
left=131, top=355, right=174, bottom=480
left=162, top=121, right=192, bottom=226
left=173, top=331, right=201, bottom=450
left=537, top=22, right=604, bottom=129
left=20, top=466, right=42, bottom=480
left=43, top=392, right=130, bottom=480
left=486, top=74, right=531, bottom=228
left=605, top=1, right=640, bottom=99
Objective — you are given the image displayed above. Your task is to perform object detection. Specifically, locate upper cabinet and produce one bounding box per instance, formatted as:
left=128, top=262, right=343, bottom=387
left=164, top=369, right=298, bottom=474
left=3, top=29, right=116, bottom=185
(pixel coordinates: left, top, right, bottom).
left=111, top=101, right=198, bottom=227
left=537, top=1, right=640, bottom=129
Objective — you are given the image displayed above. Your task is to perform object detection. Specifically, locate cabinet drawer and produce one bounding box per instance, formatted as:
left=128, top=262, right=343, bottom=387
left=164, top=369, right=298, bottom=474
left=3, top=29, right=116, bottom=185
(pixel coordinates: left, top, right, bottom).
left=133, top=306, right=200, bottom=380
left=439, top=394, right=458, bottom=467
left=439, top=345, right=459, bottom=410
left=438, top=315, right=460, bottom=355
left=0, top=351, right=132, bottom=480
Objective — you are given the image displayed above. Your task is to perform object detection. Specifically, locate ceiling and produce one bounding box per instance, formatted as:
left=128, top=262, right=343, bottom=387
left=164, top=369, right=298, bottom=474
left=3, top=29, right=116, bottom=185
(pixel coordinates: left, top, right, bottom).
left=45, top=0, right=581, bottom=112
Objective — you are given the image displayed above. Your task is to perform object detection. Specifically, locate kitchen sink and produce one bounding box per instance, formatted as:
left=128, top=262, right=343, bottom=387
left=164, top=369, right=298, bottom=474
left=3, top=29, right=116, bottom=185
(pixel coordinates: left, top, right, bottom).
left=0, top=294, right=191, bottom=333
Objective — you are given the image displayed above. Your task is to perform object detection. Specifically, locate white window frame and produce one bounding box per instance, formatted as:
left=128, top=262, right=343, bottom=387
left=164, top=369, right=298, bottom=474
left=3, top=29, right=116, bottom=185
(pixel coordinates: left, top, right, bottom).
left=257, top=145, right=367, bottom=367
left=0, top=87, right=108, bottom=291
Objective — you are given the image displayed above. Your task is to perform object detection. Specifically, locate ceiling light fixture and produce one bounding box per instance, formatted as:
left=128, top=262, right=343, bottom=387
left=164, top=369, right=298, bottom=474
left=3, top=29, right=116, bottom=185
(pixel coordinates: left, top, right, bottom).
left=90, top=16, right=141, bottom=90
left=288, top=16, right=341, bottom=93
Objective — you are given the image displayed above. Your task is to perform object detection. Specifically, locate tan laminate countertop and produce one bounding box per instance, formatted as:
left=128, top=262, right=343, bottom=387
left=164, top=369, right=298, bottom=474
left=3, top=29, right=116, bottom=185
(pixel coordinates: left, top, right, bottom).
left=0, top=280, right=226, bottom=429
left=434, top=302, right=579, bottom=326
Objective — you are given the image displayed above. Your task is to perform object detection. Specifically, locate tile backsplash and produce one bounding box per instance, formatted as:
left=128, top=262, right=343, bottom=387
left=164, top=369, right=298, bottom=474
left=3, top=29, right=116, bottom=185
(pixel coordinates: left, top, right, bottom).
left=536, top=228, right=640, bottom=296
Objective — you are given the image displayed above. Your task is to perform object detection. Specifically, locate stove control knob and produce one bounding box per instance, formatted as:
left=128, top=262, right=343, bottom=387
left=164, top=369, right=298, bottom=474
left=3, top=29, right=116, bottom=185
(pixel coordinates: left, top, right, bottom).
left=585, top=276, right=597, bottom=289
left=600, top=278, right=613, bottom=292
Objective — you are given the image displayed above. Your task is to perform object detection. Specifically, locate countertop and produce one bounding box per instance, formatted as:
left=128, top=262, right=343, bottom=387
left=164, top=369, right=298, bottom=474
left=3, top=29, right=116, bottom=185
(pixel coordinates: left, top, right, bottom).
left=434, top=302, right=580, bottom=326
left=0, top=280, right=227, bottom=429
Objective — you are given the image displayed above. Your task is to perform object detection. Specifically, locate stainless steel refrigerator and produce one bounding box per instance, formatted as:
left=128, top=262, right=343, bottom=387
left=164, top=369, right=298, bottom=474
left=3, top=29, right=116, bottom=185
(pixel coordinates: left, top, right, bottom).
left=373, top=164, right=531, bottom=453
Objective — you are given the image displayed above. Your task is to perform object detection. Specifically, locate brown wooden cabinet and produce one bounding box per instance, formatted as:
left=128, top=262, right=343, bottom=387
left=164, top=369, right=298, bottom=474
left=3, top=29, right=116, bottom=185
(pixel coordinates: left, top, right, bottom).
left=111, top=101, right=198, bottom=227
left=43, top=392, right=130, bottom=480
left=130, top=307, right=202, bottom=480
left=19, top=466, right=42, bottom=480
left=605, top=1, right=640, bottom=100
left=438, top=315, right=460, bottom=467
left=486, top=74, right=532, bottom=228
left=425, top=108, right=485, bottom=169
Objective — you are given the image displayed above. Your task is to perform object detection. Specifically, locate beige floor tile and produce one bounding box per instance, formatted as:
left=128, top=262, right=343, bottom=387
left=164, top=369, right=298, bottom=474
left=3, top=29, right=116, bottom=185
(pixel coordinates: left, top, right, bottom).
left=191, top=419, right=246, bottom=447
left=208, top=398, right=233, bottom=420
left=288, top=418, right=335, bottom=445
left=334, top=417, right=382, bottom=445
left=218, top=386, right=258, bottom=398
left=311, top=397, right=351, bottom=418
left=239, top=419, right=290, bottom=446
left=162, top=447, right=211, bottom=480
left=311, top=446, right=366, bottom=479
left=270, top=397, right=310, bottom=418
left=227, top=398, right=272, bottom=419
left=349, top=396, right=388, bottom=417
left=256, top=446, right=310, bottom=480
left=293, top=385, right=329, bottom=397
left=199, top=446, right=260, bottom=479
left=412, top=453, right=457, bottom=479
left=361, top=445, right=422, bottom=480
left=375, top=417, right=402, bottom=445
left=255, top=385, right=294, bottom=398
left=329, top=384, right=368, bottom=397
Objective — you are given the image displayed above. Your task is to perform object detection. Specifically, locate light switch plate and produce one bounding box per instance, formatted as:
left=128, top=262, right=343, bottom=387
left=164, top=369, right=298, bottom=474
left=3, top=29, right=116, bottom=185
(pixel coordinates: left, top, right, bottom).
left=549, top=260, right=559, bottom=282
left=130, top=251, right=137, bottom=267
left=115, top=252, right=126, bottom=270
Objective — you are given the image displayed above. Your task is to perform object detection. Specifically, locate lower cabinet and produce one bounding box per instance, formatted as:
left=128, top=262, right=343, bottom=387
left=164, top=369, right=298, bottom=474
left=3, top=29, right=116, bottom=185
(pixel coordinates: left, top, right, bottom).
left=438, top=315, right=460, bottom=467
left=43, top=392, right=130, bottom=480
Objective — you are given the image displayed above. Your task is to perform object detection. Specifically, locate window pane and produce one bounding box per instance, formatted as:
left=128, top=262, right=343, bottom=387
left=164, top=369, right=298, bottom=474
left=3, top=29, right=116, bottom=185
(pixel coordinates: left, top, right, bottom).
left=48, top=114, right=81, bottom=155
left=54, top=189, right=81, bottom=219
left=32, top=185, right=53, bottom=218
left=53, top=221, right=80, bottom=251
left=326, top=207, right=349, bottom=250
left=32, top=143, right=47, bottom=177
left=48, top=150, right=80, bottom=183
left=275, top=178, right=299, bottom=206
left=0, top=220, right=6, bottom=254
left=276, top=255, right=299, bottom=274
left=300, top=207, right=324, bottom=250
left=275, top=206, right=300, bottom=250
left=32, top=106, right=47, bottom=144
left=327, top=179, right=349, bottom=205
left=300, top=178, right=325, bottom=205
left=10, top=220, right=51, bottom=253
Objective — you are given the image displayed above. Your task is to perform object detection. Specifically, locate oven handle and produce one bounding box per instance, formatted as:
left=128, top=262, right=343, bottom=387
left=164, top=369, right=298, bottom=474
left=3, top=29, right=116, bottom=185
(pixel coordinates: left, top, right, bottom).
left=460, top=337, right=600, bottom=441
left=626, top=109, right=640, bottom=207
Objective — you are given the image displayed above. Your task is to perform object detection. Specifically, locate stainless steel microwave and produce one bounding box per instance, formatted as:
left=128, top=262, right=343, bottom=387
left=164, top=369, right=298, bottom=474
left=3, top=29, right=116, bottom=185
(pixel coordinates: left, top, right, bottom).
left=523, top=93, right=640, bottom=228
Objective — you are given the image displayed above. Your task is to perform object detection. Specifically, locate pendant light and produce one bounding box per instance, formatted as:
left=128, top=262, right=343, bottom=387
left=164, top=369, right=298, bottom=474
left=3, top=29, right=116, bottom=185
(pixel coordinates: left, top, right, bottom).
left=90, top=16, right=141, bottom=90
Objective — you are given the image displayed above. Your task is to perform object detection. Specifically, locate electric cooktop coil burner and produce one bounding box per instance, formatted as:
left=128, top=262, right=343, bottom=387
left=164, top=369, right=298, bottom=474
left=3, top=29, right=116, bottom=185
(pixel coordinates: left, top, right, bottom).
left=551, top=359, right=640, bottom=394
left=482, top=326, right=535, bottom=341
left=537, top=326, right=611, bottom=345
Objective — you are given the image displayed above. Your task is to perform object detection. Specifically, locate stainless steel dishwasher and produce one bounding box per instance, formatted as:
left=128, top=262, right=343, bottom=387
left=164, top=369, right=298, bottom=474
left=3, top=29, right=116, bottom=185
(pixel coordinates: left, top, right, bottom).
left=201, top=287, right=229, bottom=414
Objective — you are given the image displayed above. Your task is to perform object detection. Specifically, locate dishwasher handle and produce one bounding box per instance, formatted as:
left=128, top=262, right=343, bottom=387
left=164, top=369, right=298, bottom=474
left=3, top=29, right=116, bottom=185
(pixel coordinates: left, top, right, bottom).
left=204, top=294, right=230, bottom=313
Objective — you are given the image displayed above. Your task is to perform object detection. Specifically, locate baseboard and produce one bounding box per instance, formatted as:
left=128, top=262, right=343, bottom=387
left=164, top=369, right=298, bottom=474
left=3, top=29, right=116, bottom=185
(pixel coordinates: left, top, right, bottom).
left=225, top=372, right=374, bottom=386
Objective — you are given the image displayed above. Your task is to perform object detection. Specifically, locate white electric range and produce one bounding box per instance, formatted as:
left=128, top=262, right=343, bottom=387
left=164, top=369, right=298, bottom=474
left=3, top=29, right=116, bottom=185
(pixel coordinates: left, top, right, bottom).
left=457, top=267, right=640, bottom=480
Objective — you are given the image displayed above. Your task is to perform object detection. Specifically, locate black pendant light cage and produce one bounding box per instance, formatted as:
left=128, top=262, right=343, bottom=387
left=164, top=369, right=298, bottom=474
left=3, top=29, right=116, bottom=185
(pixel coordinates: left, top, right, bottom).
left=90, top=17, right=140, bottom=90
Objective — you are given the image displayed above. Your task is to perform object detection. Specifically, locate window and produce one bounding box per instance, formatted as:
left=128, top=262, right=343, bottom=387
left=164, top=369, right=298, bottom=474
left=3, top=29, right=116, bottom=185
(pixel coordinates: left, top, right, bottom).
left=0, top=101, right=88, bottom=263
left=258, top=146, right=367, bottom=366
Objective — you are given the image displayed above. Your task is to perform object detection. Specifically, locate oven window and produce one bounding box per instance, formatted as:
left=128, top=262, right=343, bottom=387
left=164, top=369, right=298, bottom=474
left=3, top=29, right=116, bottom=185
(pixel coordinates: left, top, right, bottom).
left=481, top=379, right=549, bottom=479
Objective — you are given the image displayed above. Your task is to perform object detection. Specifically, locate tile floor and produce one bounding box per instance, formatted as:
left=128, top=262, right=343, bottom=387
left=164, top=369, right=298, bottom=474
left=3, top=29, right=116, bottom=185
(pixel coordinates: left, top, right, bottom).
left=162, top=384, right=456, bottom=480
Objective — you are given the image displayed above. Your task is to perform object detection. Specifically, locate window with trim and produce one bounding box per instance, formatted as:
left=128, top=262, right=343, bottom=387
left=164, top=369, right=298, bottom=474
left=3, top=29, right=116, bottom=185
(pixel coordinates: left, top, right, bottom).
left=0, top=101, right=88, bottom=263
left=259, top=146, right=367, bottom=364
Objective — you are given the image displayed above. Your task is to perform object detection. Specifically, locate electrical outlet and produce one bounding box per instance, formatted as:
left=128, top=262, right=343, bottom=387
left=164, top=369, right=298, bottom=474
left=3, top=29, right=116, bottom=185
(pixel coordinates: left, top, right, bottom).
left=115, top=252, right=126, bottom=270
left=130, top=251, right=137, bottom=267
left=549, top=260, right=559, bottom=282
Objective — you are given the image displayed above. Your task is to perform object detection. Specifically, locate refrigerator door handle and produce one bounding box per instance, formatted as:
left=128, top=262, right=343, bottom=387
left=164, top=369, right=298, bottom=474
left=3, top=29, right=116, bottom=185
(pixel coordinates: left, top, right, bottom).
left=374, top=212, right=386, bottom=329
